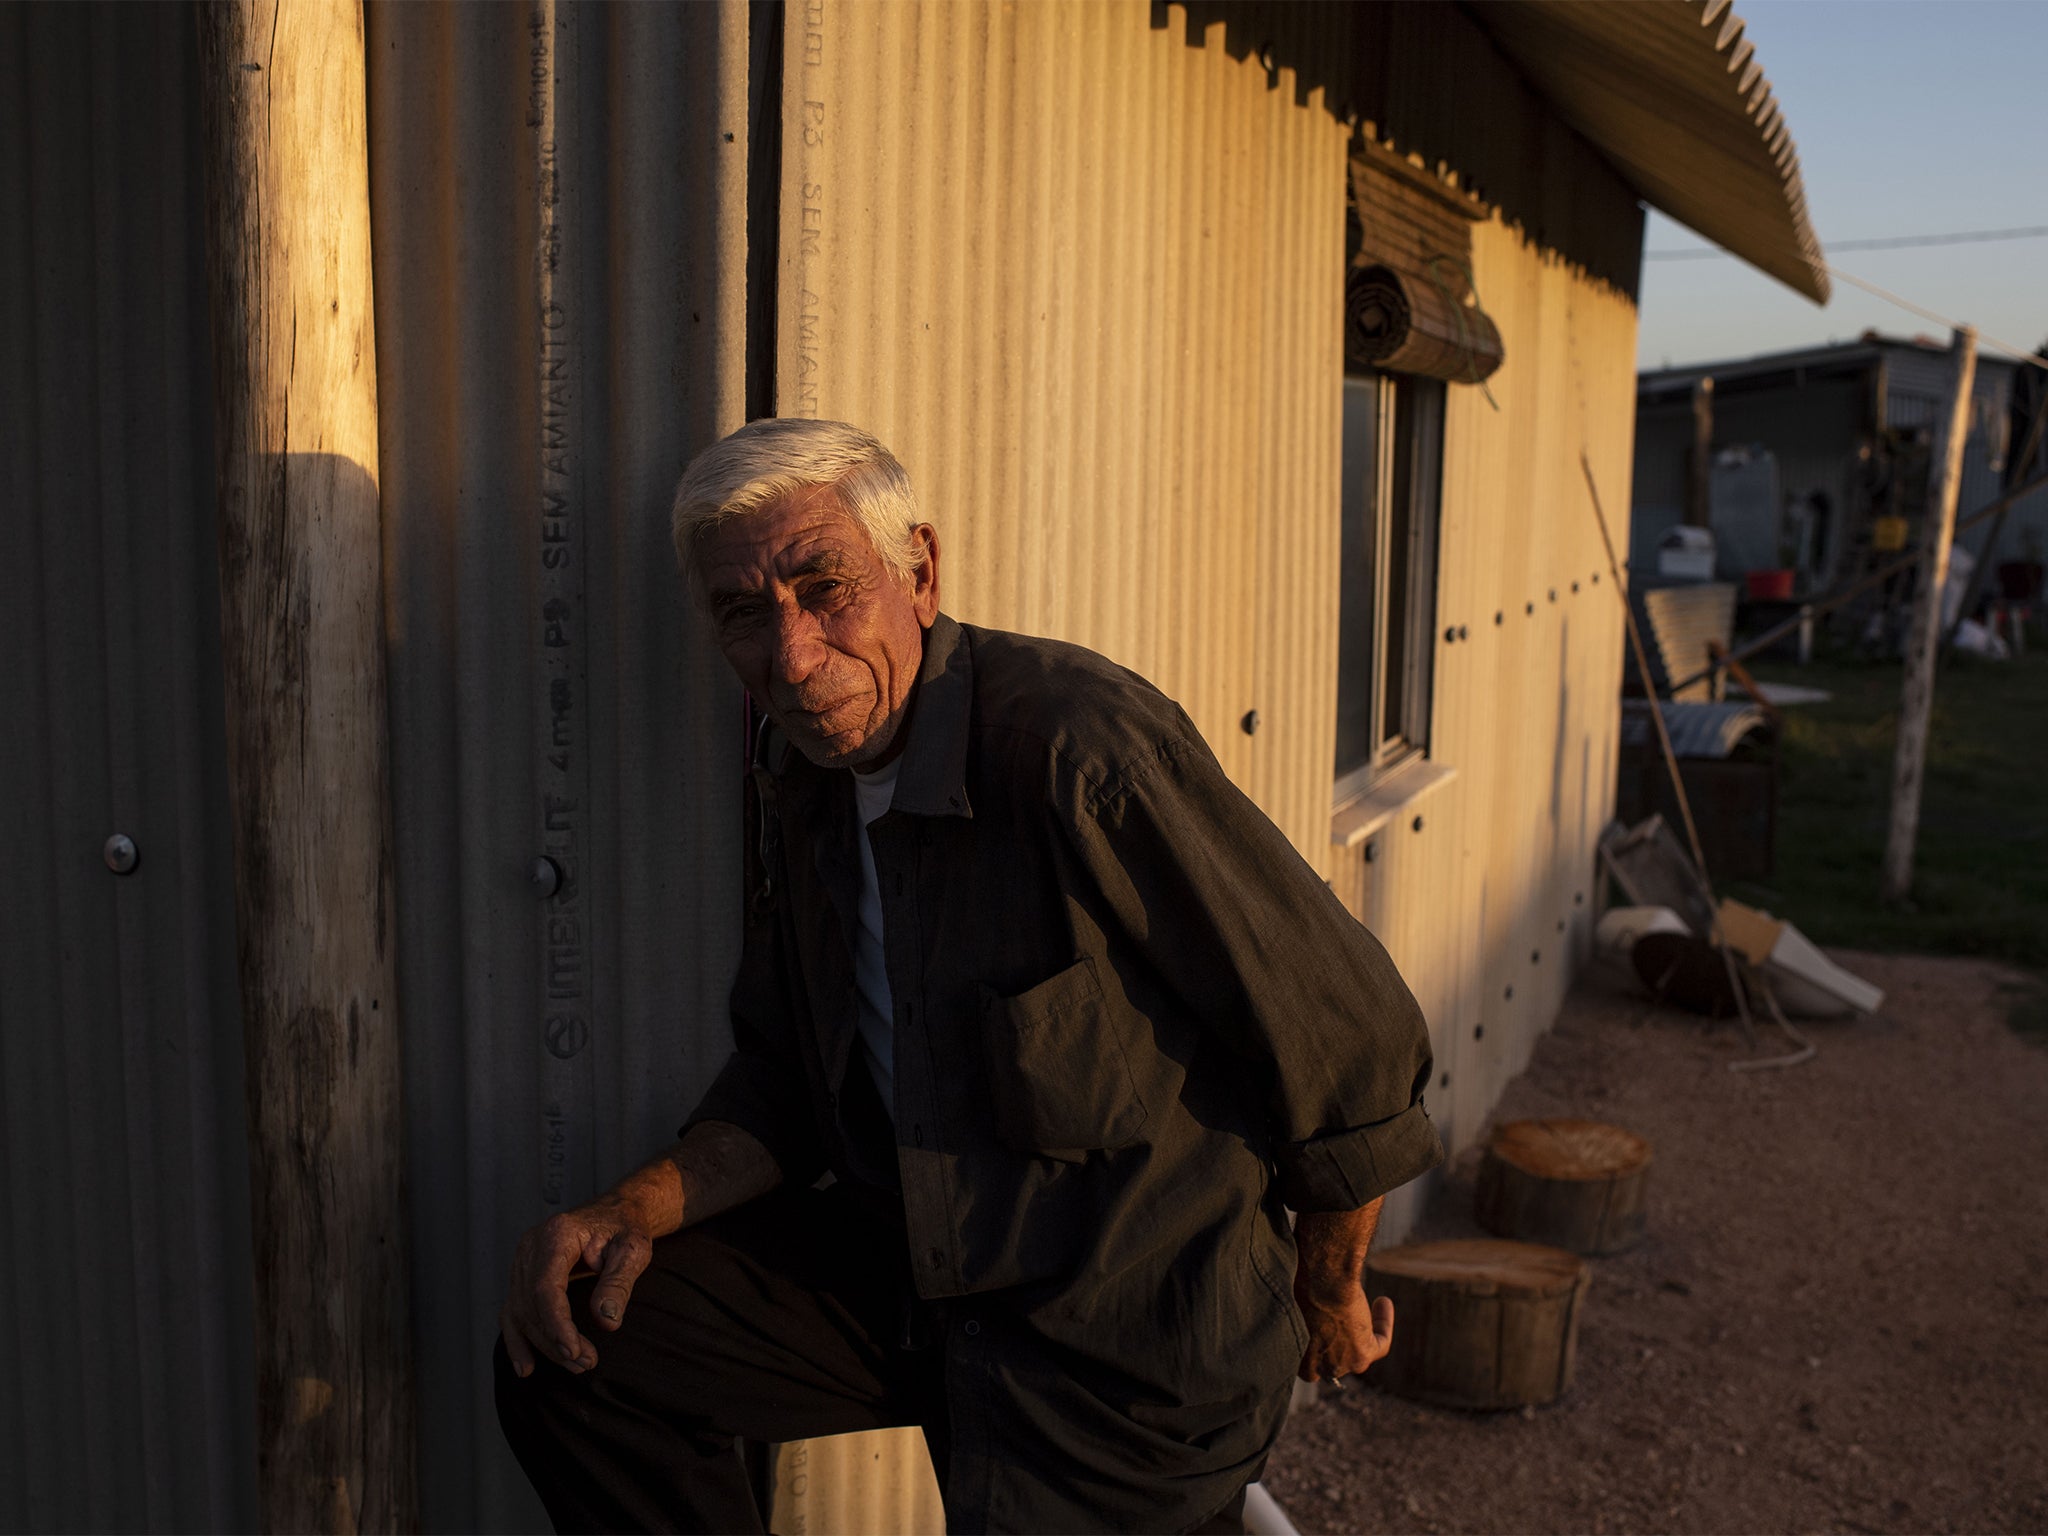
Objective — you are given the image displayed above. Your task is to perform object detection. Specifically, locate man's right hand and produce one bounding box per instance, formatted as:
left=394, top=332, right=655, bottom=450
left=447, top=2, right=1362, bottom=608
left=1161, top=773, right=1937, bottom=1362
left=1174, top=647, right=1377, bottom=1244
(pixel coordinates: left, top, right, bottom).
left=499, top=1197, right=658, bottom=1378
left=497, top=1123, right=782, bottom=1379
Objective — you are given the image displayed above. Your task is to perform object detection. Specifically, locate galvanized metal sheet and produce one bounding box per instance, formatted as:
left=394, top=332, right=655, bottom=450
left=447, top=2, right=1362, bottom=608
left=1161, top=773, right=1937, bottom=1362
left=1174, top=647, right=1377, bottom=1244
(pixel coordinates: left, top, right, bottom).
left=365, top=2, right=749, bottom=1527
left=1621, top=700, right=1770, bottom=759
left=0, top=4, right=258, bottom=1529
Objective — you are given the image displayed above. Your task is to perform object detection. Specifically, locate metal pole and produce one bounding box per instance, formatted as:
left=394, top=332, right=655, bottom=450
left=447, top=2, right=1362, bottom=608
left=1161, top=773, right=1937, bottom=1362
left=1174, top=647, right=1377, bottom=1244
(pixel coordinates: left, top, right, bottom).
left=195, top=3, right=417, bottom=1530
left=1686, top=377, right=1715, bottom=528
left=1881, top=327, right=1977, bottom=903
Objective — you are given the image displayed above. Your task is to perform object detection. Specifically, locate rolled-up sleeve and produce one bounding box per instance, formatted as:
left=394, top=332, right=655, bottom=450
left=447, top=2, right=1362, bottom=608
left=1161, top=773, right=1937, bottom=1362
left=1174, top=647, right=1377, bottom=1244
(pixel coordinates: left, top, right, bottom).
left=1071, top=730, right=1443, bottom=1212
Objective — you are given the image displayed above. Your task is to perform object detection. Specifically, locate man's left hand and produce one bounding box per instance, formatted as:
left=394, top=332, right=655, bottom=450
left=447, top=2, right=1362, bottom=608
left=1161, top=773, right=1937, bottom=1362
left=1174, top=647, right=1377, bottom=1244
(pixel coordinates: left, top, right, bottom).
left=1292, top=1199, right=1394, bottom=1381
left=1295, top=1285, right=1394, bottom=1382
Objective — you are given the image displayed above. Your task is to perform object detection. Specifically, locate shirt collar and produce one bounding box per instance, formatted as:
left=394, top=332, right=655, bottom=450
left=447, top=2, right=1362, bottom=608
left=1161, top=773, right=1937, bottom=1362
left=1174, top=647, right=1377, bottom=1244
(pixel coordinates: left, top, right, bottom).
left=888, top=611, right=974, bottom=819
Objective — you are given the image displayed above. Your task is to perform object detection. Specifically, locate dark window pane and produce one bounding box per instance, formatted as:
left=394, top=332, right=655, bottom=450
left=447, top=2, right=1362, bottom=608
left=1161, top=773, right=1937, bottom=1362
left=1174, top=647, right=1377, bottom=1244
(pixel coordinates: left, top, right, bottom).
left=1382, top=380, right=1416, bottom=747
left=1398, top=380, right=1445, bottom=751
left=1335, top=378, right=1380, bottom=777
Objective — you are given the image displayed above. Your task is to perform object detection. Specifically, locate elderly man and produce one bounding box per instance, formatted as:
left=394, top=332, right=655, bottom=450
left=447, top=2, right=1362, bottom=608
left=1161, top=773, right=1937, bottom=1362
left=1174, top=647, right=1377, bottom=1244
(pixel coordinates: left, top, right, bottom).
left=496, top=418, right=1441, bottom=1534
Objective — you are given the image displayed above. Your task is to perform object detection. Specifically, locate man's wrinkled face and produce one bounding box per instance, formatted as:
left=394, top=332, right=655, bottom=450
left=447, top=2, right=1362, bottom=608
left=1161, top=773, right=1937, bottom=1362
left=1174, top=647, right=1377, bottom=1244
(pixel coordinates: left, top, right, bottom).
left=698, top=485, right=940, bottom=770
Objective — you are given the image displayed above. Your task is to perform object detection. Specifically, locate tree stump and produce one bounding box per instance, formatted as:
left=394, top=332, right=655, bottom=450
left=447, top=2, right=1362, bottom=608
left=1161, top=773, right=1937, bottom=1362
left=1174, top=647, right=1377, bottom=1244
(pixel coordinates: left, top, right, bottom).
left=1475, top=1118, right=1652, bottom=1255
left=1364, top=1240, right=1589, bottom=1409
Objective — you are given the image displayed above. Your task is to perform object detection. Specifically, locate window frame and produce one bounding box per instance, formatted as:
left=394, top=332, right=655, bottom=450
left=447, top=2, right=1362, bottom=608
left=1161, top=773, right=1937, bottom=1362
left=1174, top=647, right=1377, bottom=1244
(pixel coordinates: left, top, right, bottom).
left=1334, top=371, right=1445, bottom=807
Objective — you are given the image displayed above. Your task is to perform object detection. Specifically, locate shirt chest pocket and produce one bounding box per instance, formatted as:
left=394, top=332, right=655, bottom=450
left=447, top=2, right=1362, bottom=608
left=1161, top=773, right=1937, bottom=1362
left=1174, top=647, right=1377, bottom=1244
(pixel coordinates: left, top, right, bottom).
left=980, top=955, right=1151, bottom=1163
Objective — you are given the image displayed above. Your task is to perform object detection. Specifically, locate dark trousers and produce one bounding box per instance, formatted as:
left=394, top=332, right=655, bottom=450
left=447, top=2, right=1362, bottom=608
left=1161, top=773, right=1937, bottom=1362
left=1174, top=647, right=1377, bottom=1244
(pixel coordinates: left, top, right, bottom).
left=494, top=1185, right=1253, bottom=1534
left=496, top=1186, right=945, bottom=1533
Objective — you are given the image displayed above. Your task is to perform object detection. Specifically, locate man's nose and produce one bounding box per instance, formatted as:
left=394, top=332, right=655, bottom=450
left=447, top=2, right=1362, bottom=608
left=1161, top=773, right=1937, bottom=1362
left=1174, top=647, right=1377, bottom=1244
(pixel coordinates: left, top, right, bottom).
left=766, top=602, right=826, bottom=686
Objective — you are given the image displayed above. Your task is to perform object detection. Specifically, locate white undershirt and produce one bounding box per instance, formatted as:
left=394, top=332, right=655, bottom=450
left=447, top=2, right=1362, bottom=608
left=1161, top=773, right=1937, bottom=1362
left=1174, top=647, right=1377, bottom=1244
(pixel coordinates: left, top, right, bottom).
left=850, top=758, right=901, bottom=1120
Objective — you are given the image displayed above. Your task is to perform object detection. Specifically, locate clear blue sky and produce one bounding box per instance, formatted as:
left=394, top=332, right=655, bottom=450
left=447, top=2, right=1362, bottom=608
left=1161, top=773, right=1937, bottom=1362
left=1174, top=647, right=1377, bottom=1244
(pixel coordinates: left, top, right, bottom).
left=1636, top=0, right=2048, bottom=372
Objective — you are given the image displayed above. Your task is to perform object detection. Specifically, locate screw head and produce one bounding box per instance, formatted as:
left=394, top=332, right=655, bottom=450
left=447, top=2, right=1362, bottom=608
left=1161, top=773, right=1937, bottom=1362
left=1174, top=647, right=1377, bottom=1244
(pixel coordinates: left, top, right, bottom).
left=1241, top=709, right=1261, bottom=736
left=531, top=856, right=563, bottom=898
left=1458, top=624, right=1470, bottom=641
left=103, top=833, right=139, bottom=875
left=1444, top=626, right=1458, bottom=644
left=1473, top=1023, right=1485, bottom=1041
left=1362, top=839, right=1377, bottom=863
left=1411, top=814, right=1424, bottom=833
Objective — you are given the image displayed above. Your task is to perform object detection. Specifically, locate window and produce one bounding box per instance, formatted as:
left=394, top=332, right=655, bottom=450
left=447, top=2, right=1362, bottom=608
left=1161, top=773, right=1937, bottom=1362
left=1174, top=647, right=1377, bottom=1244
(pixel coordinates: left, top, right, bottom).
left=1335, top=372, right=1445, bottom=801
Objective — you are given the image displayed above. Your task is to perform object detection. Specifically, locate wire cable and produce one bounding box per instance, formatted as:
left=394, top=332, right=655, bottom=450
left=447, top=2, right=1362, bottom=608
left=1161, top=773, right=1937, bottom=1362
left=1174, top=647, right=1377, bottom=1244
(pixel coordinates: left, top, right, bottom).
left=1646, top=223, right=2048, bottom=259
left=1821, top=263, right=2048, bottom=372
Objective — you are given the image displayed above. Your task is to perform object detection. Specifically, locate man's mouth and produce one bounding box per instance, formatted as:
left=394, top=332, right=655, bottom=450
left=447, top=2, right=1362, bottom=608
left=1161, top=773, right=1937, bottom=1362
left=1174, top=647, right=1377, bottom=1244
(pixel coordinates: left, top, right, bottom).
left=788, top=695, right=860, bottom=722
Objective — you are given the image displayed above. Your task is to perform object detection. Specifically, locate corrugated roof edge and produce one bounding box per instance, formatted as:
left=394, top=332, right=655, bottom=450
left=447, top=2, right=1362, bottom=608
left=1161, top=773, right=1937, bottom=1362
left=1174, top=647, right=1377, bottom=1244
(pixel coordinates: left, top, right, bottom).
left=1465, top=0, right=1831, bottom=306
left=1695, top=0, right=1830, bottom=303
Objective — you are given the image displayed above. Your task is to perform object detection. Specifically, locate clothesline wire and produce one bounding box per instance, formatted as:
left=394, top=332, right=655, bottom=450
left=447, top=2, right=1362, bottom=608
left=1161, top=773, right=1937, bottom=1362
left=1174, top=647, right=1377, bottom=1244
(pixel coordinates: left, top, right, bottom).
left=1821, top=261, right=2048, bottom=373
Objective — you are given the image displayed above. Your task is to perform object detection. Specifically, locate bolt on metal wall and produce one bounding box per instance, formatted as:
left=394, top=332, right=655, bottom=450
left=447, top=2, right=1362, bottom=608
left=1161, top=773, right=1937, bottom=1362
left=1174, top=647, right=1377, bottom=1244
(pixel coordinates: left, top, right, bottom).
left=366, top=2, right=749, bottom=1527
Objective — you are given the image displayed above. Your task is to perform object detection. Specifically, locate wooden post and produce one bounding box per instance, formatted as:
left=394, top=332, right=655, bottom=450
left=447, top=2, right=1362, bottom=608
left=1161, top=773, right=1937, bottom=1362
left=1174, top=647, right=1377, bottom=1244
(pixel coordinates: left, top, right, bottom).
left=1686, top=376, right=1715, bottom=528
left=195, top=3, right=416, bottom=1531
left=1881, top=327, right=1977, bottom=904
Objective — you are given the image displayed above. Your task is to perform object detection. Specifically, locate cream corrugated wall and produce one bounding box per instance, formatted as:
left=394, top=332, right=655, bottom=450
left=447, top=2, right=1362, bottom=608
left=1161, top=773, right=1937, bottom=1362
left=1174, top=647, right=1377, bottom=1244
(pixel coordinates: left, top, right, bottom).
left=1331, top=219, right=1637, bottom=1238
left=779, top=0, right=1347, bottom=863
left=772, top=5, right=1344, bottom=1527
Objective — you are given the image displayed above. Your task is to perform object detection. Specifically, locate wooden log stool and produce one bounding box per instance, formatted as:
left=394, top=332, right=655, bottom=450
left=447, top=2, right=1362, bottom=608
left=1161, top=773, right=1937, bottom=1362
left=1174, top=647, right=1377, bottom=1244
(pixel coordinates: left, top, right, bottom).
left=1475, top=1118, right=1651, bottom=1255
left=1364, top=1239, right=1590, bottom=1409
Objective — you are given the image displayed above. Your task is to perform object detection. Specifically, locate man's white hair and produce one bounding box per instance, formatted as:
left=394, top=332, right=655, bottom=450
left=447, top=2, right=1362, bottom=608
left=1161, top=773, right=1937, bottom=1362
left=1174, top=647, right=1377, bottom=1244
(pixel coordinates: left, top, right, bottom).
left=670, top=417, right=925, bottom=585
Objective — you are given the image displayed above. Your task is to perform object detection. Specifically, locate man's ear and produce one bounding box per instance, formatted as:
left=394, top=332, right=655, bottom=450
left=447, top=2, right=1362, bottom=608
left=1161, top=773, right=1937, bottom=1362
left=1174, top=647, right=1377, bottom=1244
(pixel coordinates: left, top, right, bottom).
left=909, top=523, right=941, bottom=626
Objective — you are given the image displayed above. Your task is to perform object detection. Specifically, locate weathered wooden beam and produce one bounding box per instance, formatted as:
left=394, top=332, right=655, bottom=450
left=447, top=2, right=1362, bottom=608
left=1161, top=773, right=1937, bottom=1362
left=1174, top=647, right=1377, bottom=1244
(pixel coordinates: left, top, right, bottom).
left=194, top=2, right=416, bottom=1530
left=1881, top=327, right=1977, bottom=905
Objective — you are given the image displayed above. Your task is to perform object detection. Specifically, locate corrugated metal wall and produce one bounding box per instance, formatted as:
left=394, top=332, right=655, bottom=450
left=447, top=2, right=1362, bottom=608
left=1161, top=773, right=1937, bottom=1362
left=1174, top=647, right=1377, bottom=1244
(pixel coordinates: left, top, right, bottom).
left=364, top=2, right=749, bottom=1528
left=779, top=8, right=1636, bottom=1511
left=0, top=4, right=258, bottom=1531
left=1330, top=214, right=1637, bottom=1238
left=772, top=3, right=1346, bottom=1520
left=778, top=0, right=1347, bottom=865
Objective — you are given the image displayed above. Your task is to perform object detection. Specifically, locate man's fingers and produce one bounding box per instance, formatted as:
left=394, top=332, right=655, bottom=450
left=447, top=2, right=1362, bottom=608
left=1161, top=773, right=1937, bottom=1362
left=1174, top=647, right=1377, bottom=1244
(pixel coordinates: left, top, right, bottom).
left=1372, top=1294, right=1395, bottom=1340
left=500, top=1307, right=537, bottom=1379
left=589, top=1232, right=653, bottom=1330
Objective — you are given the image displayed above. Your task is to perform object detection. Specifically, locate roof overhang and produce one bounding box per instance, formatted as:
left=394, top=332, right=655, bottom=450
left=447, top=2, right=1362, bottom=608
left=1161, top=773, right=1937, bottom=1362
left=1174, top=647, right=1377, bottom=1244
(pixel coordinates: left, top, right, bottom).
left=1464, top=0, right=1830, bottom=304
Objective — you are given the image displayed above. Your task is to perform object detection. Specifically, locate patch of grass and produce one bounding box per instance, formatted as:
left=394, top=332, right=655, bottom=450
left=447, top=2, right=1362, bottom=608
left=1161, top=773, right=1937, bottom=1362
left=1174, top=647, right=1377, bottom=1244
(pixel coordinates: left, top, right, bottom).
left=1720, top=645, right=2048, bottom=1025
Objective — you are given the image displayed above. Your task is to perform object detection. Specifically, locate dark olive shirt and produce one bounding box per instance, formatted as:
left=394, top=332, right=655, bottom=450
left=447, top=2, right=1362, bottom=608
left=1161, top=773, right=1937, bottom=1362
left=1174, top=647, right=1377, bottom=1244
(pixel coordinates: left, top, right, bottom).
left=686, top=613, right=1441, bottom=1532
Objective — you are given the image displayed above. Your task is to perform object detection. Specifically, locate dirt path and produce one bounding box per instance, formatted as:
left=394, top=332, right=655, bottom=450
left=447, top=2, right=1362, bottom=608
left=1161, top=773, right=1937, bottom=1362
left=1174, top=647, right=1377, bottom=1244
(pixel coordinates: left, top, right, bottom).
left=1263, top=953, right=2048, bottom=1535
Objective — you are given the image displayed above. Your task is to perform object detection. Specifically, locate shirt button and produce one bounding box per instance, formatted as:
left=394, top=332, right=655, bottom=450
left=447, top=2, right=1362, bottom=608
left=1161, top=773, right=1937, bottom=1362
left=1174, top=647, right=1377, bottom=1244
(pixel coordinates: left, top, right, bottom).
left=963, top=1319, right=981, bottom=1337
left=928, top=1248, right=945, bottom=1270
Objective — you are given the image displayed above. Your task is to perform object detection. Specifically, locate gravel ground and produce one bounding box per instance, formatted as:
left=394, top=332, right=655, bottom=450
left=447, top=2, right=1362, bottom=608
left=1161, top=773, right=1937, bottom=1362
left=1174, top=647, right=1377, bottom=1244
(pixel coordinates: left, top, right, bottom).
left=1263, top=952, right=2048, bottom=1535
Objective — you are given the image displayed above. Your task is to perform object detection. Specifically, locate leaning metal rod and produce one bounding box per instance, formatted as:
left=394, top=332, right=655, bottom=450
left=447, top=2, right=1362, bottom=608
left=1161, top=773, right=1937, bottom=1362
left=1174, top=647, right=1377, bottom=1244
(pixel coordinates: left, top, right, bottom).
left=1666, top=464, right=2048, bottom=697
left=1580, top=451, right=1757, bottom=1046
